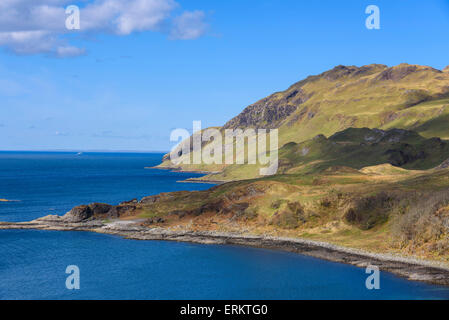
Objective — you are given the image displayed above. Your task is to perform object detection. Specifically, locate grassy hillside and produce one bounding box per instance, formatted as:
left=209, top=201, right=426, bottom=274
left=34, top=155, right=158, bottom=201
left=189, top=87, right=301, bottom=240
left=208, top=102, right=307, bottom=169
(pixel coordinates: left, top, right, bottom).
left=279, top=128, right=449, bottom=173
left=185, top=127, right=449, bottom=182
left=158, top=63, right=449, bottom=181
left=124, top=164, right=449, bottom=262
left=136, top=63, right=449, bottom=262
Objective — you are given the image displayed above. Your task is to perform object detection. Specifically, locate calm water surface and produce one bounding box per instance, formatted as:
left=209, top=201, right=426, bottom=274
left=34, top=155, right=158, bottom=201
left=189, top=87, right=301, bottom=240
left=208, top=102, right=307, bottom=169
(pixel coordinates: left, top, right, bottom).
left=0, top=152, right=448, bottom=299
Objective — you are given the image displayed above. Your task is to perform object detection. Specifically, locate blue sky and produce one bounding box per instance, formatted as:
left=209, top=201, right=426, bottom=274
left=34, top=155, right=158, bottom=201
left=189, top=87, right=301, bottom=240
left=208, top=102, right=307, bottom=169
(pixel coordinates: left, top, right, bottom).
left=1, top=0, right=449, bottom=151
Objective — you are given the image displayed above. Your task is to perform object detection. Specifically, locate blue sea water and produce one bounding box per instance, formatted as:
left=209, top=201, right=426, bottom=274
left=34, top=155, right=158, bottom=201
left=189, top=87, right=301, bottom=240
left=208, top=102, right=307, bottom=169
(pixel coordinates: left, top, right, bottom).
left=0, top=151, right=448, bottom=300
left=0, top=152, right=211, bottom=222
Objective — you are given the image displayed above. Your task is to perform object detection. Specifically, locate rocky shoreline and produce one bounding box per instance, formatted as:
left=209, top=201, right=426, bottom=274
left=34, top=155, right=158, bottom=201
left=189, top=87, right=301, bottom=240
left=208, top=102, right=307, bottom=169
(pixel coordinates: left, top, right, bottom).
left=146, top=166, right=226, bottom=184
left=1, top=217, right=449, bottom=286
left=145, top=165, right=219, bottom=175
left=178, top=178, right=224, bottom=184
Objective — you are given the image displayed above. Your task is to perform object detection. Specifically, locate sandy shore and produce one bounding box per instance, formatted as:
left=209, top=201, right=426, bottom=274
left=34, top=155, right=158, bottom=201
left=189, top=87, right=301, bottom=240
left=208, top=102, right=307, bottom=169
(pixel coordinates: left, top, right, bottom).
left=1, top=218, right=449, bottom=286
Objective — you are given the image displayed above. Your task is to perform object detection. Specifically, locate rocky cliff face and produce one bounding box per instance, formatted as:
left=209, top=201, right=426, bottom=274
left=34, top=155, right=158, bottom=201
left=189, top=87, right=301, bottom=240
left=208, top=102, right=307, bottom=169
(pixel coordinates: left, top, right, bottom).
left=221, top=63, right=447, bottom=131
left=222, top=90, right=308, bottom=129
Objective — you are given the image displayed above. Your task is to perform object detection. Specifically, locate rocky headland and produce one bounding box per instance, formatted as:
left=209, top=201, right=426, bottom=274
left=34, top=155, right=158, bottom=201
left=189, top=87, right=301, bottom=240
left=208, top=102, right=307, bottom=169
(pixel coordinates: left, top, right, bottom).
left=1, top=199, right=449, bottom=287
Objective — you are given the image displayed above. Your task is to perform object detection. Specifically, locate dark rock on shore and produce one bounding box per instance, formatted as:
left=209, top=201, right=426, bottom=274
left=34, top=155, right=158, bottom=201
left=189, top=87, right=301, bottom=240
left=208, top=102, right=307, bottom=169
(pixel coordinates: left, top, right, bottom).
left=61, top=202, right=137, bottom=222
left=140, top=195, right=161, bottom=204
left=89, top=203, right=113, bottom=215
left=142, top=217, right=166, bottom=225
left=121, top=199, right=138, bottom=205
left=62, top=205, right=94, bottom=223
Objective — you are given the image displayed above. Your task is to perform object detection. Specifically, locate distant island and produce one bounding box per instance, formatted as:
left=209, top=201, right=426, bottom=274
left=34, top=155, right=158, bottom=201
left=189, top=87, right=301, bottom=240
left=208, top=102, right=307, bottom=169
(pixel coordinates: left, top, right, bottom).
left=2, top=63, right=449, bottom=286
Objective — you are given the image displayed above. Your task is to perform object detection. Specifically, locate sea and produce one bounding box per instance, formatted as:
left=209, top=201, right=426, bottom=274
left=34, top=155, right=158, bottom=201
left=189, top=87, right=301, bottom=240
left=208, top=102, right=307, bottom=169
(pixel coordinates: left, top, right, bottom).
left=0, top=151, right=448, bottom=300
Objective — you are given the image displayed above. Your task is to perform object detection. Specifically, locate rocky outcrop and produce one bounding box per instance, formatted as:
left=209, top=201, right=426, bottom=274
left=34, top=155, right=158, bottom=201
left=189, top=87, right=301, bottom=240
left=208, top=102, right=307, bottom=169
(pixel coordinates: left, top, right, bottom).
left=59, top=202, right=136, bottom=223
left=223, top=100, right=300, bottom=130
left=435, top=158, right=449, bottom=170
left=374, top=63, right=441, bottom=82
left=375, top=64, right=418, bottom=81
left=140, top=195, right=161, bottom=204
left=89, top=203, right=113, bottom=215
left=142, top=217, right=166, bottom=225
left=120, top=199, right=138, bottom=205
left=62, top=205, right=93, bottom=222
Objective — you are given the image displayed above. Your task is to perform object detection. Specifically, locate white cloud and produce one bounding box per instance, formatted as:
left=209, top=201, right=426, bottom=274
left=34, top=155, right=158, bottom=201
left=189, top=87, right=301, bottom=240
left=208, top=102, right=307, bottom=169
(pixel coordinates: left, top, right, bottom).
left=55, top=45, right=86, bottom=58
left=81, top=0, right=177, bottom=35
left=0, top=31, right=56, bottom=55
left=0, top=0, right=208, bottom=57
left=170, top=10, right=207, bottom=40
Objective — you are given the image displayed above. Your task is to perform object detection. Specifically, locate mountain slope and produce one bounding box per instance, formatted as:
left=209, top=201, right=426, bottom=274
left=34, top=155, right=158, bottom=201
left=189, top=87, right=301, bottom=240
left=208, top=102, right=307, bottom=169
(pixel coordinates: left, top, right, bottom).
left=190, top=127, right=449, bottom=181
left=278, top=127, right=449, bottom=174
left=158, top=63, right=449, bottom=180
left=225, top=63, right=449, bottom=141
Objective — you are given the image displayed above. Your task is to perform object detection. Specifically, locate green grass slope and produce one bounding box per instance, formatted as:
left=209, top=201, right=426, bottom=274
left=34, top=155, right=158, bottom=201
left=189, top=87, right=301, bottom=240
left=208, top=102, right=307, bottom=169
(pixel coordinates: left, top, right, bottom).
left=195, top=127, right=449, bottom=181
left=159, top=63, right=449, bottom=180
left=279, top=128, right=449, bottom=174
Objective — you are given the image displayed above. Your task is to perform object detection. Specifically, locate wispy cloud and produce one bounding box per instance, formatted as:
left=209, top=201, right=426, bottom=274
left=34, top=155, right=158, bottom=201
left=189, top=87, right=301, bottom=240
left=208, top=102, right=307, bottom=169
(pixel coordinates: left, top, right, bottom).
left=170, top=10, right=207, bottom=40
left=54, top=131, right=69, bottom=136
left=0, top=0, right=208, bottom=58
